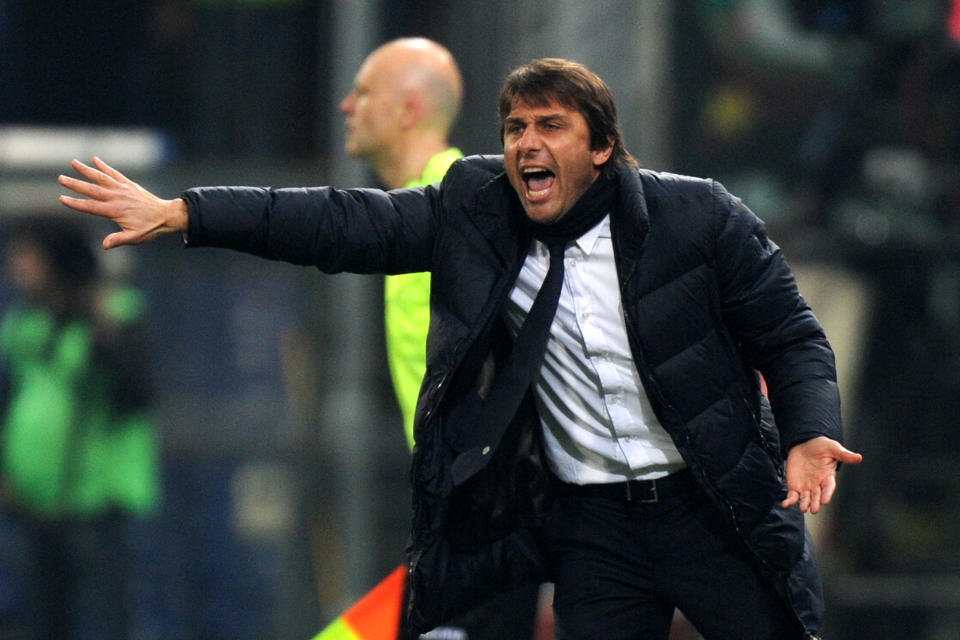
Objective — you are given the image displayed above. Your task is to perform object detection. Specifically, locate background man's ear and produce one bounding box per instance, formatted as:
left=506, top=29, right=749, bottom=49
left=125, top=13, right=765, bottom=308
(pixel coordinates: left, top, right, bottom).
left=400, top=95, right=423, bottom=130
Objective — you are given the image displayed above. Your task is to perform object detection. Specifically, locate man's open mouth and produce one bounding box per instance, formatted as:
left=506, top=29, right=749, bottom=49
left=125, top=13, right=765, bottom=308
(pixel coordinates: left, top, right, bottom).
left=523, top=167, right=556, bottom=196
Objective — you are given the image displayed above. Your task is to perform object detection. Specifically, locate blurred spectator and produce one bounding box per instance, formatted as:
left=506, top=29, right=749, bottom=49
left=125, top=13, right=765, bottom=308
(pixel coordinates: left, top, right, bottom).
left=0, top=216, right=160, bottom=639
left=678, top=1, right=955, bottom=228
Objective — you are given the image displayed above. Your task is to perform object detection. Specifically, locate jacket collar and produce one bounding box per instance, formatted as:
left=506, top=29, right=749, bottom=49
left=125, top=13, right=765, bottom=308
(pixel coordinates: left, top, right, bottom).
left=609, top=164, right=650, bottom=262
left=471, top=168, right=528, bottom=267
left=466, top=159, right=651, bottom=268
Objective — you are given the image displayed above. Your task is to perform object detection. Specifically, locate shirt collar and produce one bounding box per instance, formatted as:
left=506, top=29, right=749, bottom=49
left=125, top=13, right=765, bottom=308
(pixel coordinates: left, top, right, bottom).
left=531, top=214, right=611, bottom=259
left=574, top=214, right=611, bottom=255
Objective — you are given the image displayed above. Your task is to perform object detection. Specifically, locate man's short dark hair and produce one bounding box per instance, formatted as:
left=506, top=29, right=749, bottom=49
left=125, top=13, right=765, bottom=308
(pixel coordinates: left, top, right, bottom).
left=499, top=58, right=638, bottom=178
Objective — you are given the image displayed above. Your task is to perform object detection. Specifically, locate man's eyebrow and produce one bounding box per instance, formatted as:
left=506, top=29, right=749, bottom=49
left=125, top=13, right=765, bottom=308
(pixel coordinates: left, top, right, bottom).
left=504, top=112, right=567, bottom=126
left=535, top=113, right=567, bottom=124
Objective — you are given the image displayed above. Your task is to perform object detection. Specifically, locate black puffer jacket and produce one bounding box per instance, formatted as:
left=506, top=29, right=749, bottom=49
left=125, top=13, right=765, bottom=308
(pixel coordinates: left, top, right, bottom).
left=183, top=156, right=841, bottom=639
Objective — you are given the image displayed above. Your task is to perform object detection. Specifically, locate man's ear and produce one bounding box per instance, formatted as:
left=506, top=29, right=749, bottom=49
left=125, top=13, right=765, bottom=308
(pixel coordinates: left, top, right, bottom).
left=399, top=94, right=422, bottom=130
left=591, top=137, right=614, bottom=167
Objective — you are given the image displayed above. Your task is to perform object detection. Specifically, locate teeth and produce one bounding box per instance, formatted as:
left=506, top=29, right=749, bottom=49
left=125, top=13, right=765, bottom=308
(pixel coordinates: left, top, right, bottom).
left=521, top=166, right=554, bottom=198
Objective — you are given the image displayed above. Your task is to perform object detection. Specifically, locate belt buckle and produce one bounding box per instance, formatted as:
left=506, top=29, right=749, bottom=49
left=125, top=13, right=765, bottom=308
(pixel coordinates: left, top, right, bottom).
left=625, top=479, right=659, bottom=503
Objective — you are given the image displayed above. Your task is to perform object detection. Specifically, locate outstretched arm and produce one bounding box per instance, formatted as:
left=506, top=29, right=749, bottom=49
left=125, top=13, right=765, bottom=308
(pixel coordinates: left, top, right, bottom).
left=59, top=157, right=188, bottom=249
left=782, top=436, right=862, bottom=514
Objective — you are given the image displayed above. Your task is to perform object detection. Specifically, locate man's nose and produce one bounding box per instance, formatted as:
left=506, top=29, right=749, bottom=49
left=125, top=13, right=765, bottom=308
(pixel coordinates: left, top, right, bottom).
left=340, top=94, right=354, bottom=114
left=517, top=127, right=541, bottom=152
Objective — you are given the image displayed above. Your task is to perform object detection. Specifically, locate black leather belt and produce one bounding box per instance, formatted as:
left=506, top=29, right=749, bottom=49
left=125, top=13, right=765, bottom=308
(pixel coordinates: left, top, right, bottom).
left=559, top=469, right=693, bottom=503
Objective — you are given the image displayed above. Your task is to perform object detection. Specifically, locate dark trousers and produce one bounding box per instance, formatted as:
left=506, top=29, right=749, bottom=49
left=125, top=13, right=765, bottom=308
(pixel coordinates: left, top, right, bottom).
left=541, top=471, right=808, bottom=640
left=422, top=583, right=541, bottom=640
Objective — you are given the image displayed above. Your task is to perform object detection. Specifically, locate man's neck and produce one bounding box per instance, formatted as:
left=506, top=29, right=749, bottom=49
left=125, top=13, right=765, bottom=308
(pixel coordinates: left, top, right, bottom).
left=375, top=136, right=450, bottom=189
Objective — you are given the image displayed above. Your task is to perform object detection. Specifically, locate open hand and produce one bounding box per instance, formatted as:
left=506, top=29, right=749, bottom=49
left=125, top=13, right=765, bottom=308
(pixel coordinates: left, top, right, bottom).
left=58, top=157, right=188, bottom=249
left=782, top=436, right=862, bottom=514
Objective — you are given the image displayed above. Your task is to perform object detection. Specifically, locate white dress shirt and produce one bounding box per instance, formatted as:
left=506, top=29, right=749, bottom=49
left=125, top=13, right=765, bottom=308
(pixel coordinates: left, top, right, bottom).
left=503, top=215, right=686, bottom=484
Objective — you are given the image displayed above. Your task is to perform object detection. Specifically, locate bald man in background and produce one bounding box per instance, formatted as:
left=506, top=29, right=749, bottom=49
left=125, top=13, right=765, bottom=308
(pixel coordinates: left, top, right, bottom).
left=340, top=38, right=540, bottom=640
left=341, top=37, right=463, bottom=451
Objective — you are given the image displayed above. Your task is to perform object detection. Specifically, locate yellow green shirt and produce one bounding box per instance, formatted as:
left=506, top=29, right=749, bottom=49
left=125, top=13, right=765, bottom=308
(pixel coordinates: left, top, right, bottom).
left=384, top=147, right=462, bottom=450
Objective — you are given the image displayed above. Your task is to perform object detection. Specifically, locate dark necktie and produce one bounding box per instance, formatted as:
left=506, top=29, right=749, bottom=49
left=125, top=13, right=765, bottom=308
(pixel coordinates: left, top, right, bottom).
left=450, top=174, right=617, bottom=486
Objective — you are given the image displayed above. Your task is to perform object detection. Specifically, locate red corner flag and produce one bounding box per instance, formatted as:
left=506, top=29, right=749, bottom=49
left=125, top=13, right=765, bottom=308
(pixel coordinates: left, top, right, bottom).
left=311, top=565, right=407, bottom=640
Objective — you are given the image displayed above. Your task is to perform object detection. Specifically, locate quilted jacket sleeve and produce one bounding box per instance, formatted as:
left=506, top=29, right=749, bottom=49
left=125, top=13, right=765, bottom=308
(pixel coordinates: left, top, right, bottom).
left=181, top=184, right=441, bottom=276
left=711, top=181, right=842, bottom=452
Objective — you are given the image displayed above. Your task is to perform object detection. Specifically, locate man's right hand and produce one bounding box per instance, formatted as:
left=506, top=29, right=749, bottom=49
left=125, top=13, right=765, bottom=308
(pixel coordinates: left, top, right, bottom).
left=59, top=157, right=188, bottom=249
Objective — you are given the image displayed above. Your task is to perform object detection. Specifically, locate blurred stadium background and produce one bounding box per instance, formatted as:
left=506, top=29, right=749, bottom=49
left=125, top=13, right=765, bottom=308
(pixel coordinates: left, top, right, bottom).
left=2, top=1, right=959, bottom=638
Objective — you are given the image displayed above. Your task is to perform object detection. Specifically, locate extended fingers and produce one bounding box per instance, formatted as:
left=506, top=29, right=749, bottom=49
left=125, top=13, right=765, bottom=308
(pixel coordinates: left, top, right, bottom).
left=92, top=156, right=129, bottom=183
left=789, top=487, right=818, bottom=513
left=807, top=485, right=823, bottom=514
left=69, top=158, right=113, bottom=185
left=783, top=476, right=837, bottom=513
left=58, top=173, right=105, bottom=200
left=58, top=172, right=119, bottom=218
left=818, top=475, right=837, bottom=507
left=785, top=490, right=810, bottom=512
left=58, top=193, right=112, bottom=218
